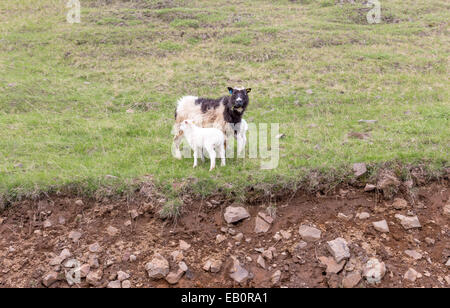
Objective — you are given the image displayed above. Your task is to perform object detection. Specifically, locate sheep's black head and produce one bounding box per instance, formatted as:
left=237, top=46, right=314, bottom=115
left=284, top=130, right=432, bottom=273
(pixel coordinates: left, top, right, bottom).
left=227, top=87, right=251, bottom=114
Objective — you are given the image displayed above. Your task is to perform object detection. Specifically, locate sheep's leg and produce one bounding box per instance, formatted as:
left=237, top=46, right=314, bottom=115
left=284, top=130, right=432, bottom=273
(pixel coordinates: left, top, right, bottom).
left=193, top=148, right=198, bottom=168
left=173, top=129, right=184, bottom=159
left=237, top=135, right=243, bottom=156
left=207, top=146, right=216, bottom=171
left=200, top=148, right=205, bottom=162
left=219, top=143, right=226, bottom=167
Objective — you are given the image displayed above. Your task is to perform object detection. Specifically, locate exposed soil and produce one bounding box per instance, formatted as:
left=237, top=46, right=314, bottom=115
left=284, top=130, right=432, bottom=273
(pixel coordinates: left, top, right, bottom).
left=0, top=181, right=449, bottom=288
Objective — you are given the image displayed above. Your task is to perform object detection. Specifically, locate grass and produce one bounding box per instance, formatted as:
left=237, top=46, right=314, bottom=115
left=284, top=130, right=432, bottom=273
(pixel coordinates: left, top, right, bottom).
left=0, top=0, right=448, bottom=205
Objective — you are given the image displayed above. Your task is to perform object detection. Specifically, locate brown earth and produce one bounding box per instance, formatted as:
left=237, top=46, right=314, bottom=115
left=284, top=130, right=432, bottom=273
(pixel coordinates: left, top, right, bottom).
left=0, top=181, right=449, bottom=288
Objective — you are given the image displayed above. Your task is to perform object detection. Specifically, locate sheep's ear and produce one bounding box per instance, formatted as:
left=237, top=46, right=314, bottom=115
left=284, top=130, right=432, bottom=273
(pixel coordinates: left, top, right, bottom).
left=227, top=87, right=233, bottom=94
left=246, top=88, right=251, bottom=94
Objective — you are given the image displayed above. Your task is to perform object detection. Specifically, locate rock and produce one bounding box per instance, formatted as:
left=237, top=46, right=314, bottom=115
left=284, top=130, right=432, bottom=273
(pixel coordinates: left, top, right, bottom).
left=271, top=270, right=281, bottom=286
left=170, top=250, right=184, bottom=263
left=121, top=280, right=131, bottom=288
left=326, top=238, right=350, bottom=263
left=130, top=209, right=139, bottom=220
left=318, top=256, right=346, bottom=274
left=258, top=212, right=274, bottom=224
left=86, top=269, right=103, bottom=286
left=392, top=198, right=408, bottom=210
left=298, top=225, right=321, bottom=242
left=280, top=230, right=291, bottom=240
left=254, top=216, right=271, bottom=233
left=446, top=258, right=450, bottom=267
left=42, top=271, right=59, bottom=287
left=233, top=233, right=244, bottom=242
left=88, top=242, right=102, bottom=253
left=166, top=264, right=186, bottom=285
left=75, top=200, right=84, bottom=206
left=425, top=237, right=435, bottom=246
left=145, top=253, right=169, bottom=280
left=262, top=249, right=273, bottom=261
left=257, top=255, right=266, bottom=269
left=179, top=240, right=191, bottom=251
left=210, top=260, right=222, bottom=273
left=117, top=271, right=130, bottom=282
left=364, top=184, right=376, bottom=192
left=357, top=212, right=370, bottom=219
left=395, top=214, right=421, bottom=229
left=68, top=230, right=82, bottom=242
left=124, top=220, right=132, bottom=227
left=342, top=272, right=361, bottom=288
left=404, top=268, right=420, bottom=282
left=377, top=171, right=400, bottom=199
left=203, top=260, right=212, bottom=271
left=129, top=255, right=137, bottom=262
left=223, top=206, right=250, bottom=224
left=216, top=234, right=227, bottom=244
left=444, top=204, right=450, bottom=218
left=363, top=258, right=386, bottom=284
left=372, top=220, right=390, bottom=233
left=294, top=240, right=308, bottom=250
left=107, top=280, right=121, bottom=288
left=229, top=258, right=249, bottom=284
left=43, top=219, right=52, bottom=228
left=79, top=264, right=90, bottom=278
left=106, top=226, right=119, bottom=236
left=337, top=213, right=352, bottom=221
left=353, top=163, right=367, bottom=177
left=88, top=255, right=100, bottom=269
left=404, top=250, right=423, bottom=260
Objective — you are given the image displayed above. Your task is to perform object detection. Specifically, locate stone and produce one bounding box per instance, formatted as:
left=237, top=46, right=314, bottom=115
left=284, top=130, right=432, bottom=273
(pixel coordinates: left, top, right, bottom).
left=258, top=212, right=274, bottom=224
left=327, top=238, right=350, bottom=263
left=107, top=280, right=121, bottom=288
left=117, top=271, right=130, bottom=281
left=446, top=258, right=450, bottom=267
left=88, top=255, right=100, bottom=269
left=363, top=258, right=386, bottom=284
left=216, top=234, right=227, bottom=244
left=130, top=209, right=139, bottom=220
left=318, top=256, right=346, bottom=274
left=43, top=220, right=52, bottom=228
left=203, top=260, right=212, bottom=271
left=210, top=260, right=222, bottom=273
left=280, top=230, right=291, bottom=240
left=337, top=213, right=353, bottom=221
left=425, top=237, right=435, bottom=246
left=233, top=233, right=244, bottom=242
left=377, top=171, right=401, bottom=199
left=42, top=271, right=59, bottom=287
left=88, top=242, right=102, bottom=253
left=298, top=225, right=321, bottom=242
left=121, top=280, right=131, bottom=288
left=254, top=216, right=271, bottom=233
left=353, top=163, right=367, bottom=177
left=68, top=230, right=82, bottom=242
left=392, top=198, right=408, bottom=210
left=395, top=214, right=421, bottom=229
left=106, top=226, right=119, bottom=236
left=229, top=258, right=249, bottom=284
left=165, top=267, right=185, bottom=285
left=364, top=184, right=376, bottom=192
left=372, top=220, right=390, bottom=233
left=357, top=212, right=370, bottom=219
left=179, top=240, right=191, bottom=251
left=404, top=250, right=423, bottom=260
left=444, top=204, right=450, bottom=218
left=342, top=272, right=361, bottom=288
left=262, top=249, right=273, bottom=261
left=404, top=268, right=420, bottom=282
left=224, top=206, right=250, bottom=224
left=257, top=255, right=266, bottom=269
left=145, top=253, right=169, bottom=280
left=86, top=269, right=103, bottom=286
left=271, top=270, right=281, bottom=286
left=170, top=250, right=184, bottom=263
left=273, top=232, right=282, bottom=241
left=79, top=264, right=90, bottom=278
left=75, top=200, right=84, bottom=206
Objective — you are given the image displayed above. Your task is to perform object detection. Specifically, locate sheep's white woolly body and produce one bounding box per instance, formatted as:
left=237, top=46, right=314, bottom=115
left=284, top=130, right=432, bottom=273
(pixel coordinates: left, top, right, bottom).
left=180, top=120, right=226, bottom=171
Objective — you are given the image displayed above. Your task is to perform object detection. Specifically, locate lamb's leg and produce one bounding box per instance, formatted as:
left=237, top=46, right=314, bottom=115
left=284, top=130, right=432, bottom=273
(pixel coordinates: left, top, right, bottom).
left=173, top=129, right=184, bottom=160
left=207, top=146, right=216, bottom=171
left=219, top=143, right=226, bottom=166
left=193, top=148, right=198, bottom=168
left=237, top=135, right=243, bottom=156
left=200, top=148, right=205, bottom=162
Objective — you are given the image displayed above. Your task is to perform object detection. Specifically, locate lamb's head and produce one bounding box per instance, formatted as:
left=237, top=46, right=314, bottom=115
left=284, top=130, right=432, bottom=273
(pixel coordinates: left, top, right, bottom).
left=227, top=87, right=251, bottom=114
left=179, top=119, right=194, bottom=132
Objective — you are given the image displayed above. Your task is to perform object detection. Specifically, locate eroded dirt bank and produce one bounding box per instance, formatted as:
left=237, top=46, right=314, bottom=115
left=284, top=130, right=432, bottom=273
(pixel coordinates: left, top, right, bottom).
left=0, top=181, right=449, bottom=288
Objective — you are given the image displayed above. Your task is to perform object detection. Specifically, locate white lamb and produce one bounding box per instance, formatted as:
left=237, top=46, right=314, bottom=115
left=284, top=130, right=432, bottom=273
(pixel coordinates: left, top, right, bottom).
left=179, top=119, right=226, bottom=171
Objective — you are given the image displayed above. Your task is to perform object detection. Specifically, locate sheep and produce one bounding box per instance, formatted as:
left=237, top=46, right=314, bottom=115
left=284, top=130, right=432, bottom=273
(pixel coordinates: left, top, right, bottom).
left=179, top=119, right=226, bottom=171
left=173, top=87, right=251, bottom=159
